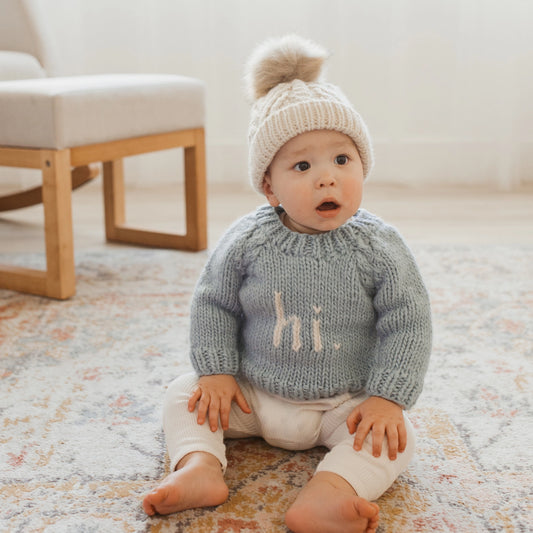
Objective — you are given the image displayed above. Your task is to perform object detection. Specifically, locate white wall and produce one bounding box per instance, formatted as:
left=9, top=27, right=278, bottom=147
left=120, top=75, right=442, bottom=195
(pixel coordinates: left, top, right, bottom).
left=6, top=0, right=533, bottom=189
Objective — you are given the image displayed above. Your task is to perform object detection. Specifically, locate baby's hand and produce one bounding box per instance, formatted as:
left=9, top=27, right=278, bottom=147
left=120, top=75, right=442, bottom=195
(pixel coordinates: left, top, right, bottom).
left=346, top=396, right=406, bottom=460
left=188, top=374, right=251, bottom=432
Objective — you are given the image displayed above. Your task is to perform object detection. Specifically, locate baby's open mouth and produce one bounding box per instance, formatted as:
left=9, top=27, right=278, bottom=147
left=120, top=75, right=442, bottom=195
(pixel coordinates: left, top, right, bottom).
left=317, top=201, right=340, bottom=211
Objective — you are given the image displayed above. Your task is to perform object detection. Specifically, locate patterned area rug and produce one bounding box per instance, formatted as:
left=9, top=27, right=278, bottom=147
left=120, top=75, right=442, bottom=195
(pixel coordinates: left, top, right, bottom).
left=1, top=246, right=531, bottom=532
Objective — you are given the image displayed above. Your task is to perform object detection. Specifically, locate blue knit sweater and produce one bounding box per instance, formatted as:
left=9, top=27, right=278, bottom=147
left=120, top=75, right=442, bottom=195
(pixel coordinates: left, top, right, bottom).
left=190, top=205, right=432, bottom=409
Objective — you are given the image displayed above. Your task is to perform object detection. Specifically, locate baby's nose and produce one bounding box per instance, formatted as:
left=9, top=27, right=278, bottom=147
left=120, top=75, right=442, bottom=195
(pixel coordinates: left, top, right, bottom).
left=318, top=174, right=336, bottom=187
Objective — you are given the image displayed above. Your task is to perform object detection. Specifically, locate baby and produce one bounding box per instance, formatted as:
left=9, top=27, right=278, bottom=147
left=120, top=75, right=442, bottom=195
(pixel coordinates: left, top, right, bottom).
left=143, top=35, right=432, bottom=533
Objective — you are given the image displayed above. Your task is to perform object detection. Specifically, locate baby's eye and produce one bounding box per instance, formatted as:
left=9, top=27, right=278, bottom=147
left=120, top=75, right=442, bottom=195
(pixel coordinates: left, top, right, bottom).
left=335, top=155, right=349, bottom=165
left=293, top=161, right=310, bottom=172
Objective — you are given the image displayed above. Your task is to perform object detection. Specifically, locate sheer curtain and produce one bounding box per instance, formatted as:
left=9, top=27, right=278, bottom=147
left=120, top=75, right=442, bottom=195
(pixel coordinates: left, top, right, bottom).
left=6, top=0, right=533, bottom=189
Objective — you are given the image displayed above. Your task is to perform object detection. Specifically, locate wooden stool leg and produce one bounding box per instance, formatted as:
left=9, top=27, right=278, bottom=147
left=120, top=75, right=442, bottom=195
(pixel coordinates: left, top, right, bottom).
left=184, top=128, right=207, bottom=251
left=100, top=128, right=207, bottom=251
left=102, top=159, right=125, bottom=241
left=0, top=149, right=76, bottom=299
left=42, top=149, right=76, bottom=299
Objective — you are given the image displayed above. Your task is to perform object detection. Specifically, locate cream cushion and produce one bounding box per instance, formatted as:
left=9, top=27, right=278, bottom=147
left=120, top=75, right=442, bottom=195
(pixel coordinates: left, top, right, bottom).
left=0, top=51, right=46, bottom=81
left=0, top=74, right=205, bottom=149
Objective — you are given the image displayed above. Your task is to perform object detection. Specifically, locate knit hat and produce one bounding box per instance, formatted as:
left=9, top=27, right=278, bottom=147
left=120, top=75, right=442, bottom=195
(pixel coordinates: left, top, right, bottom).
left=245, top=34, right=374, bottom=195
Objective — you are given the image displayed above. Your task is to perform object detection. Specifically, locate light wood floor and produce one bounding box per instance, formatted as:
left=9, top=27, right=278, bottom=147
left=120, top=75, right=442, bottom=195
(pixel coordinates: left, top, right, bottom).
left=0, top=180, right=532, bottom=256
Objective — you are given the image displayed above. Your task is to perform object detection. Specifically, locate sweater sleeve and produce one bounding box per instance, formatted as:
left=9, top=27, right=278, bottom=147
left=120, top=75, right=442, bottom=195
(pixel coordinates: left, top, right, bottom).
left=189, top=215, right=254, bottom=376
left=365, top=224, right=432, bottom=409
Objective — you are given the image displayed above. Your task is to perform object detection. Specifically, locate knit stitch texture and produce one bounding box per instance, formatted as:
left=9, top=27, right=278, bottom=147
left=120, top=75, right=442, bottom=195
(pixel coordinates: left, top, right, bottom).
left=190, top=206, right=432, bottom=409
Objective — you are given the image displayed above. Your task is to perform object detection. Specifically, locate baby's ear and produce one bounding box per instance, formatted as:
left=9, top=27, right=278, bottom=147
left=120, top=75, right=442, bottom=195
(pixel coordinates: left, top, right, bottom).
left=262, top=173, right=280, bottom=207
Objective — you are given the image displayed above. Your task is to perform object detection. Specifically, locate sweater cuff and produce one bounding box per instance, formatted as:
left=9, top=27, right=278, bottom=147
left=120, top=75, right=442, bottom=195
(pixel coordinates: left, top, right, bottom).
left=191, top=349, right=240, bottom=376
left=365, top=369, right=423, bottom=410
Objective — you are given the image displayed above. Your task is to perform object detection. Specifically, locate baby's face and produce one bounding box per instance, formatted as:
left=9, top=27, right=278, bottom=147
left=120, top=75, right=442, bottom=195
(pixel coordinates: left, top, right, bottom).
left=263, top=130, right=364, bottom=234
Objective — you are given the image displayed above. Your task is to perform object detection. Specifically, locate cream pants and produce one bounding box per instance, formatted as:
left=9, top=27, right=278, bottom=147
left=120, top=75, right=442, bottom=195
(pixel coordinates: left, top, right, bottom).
left=163, top=373, right=415, bottom=501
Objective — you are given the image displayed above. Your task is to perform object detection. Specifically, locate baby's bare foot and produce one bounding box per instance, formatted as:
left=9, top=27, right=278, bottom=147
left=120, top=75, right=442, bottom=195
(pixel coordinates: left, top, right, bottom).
left=285, top=471, right=379, bottom=533
left=142, top=452, right=229, bottom=516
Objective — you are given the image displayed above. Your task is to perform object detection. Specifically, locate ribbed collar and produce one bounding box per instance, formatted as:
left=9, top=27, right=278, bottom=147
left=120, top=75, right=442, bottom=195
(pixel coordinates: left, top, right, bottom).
left=254, top=205, right=373, bottom=258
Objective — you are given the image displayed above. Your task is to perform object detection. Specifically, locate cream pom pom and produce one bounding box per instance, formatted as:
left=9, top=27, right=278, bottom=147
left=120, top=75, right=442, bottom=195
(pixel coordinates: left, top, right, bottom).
left=244, top=34, right=329, bottom=101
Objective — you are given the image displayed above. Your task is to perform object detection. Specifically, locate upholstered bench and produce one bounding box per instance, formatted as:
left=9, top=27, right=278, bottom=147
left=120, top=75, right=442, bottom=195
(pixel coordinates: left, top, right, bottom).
left=0, top=74, right=207, bottom=299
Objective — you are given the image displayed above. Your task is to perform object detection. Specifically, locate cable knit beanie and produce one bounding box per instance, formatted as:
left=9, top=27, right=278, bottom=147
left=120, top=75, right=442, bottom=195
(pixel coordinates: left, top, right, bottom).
left=245, top=34, right=374, bottom=194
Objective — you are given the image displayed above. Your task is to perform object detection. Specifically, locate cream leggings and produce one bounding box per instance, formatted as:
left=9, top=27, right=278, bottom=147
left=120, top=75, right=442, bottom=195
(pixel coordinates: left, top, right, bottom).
left=163, top=373, right=415, bottom=501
